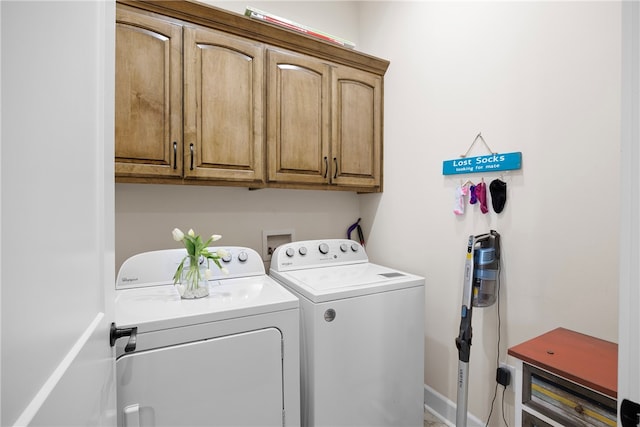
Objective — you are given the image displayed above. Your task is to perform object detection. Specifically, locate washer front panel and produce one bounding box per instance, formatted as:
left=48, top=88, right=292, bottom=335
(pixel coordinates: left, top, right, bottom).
left=295, top=280, right=425, bottom=426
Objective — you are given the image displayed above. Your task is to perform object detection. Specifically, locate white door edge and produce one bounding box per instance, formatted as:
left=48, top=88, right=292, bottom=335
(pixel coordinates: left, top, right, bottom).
left=12, top=313, right=105, bottom=427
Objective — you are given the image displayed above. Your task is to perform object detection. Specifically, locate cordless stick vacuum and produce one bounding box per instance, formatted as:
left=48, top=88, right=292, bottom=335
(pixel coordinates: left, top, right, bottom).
left=455, top=230, right=501, bottom=427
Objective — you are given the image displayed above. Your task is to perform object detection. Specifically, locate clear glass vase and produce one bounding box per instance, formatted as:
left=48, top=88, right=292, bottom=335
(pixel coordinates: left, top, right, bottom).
left=178, top=261, right=210, bottom=299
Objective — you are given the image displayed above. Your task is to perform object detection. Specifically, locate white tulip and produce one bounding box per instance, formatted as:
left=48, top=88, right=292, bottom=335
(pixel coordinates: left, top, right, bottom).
left=221, top=267, right=230, bottom=275
left=211, top=234, right=222, bottom=242
left=172, top=228, right=184, bottom=242
left=216, top=248, right=229, bottom=258
left=188, top=229, right=195, bottom=237
left=205, top=269, right=213, bottom=280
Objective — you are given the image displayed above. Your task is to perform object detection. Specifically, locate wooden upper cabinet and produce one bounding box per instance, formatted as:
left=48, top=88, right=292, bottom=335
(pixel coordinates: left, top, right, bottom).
left=267, top=49, right=330, bottom=185
left=115, top=6, right=182, bottom=178
left=267, top=49, right=382, bottom=191
left=115, top=0, right=389, bottom=191
left=183, top=26, right=264, bottom=183
left=331, top=66, right=382, bottom=189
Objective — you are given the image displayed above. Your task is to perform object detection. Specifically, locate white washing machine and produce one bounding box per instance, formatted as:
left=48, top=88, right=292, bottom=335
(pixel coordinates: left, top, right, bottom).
left=269, top=239, right=425, bottom=427
left=113, top=246, right=300, bottom=427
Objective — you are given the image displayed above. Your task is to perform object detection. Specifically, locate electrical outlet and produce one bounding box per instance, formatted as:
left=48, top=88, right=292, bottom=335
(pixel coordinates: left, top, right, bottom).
left=499, top=363, right=516, bottom=388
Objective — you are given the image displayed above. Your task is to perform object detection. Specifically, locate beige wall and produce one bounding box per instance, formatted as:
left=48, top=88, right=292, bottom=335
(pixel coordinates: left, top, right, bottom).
left=116, top=184, right=361, bottom=270
left=357, top=1, right=620, bottom=424
left=115, top=2, right=621, bottom=424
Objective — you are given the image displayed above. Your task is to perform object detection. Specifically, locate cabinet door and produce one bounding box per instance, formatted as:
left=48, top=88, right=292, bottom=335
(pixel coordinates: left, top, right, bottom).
left=267, top=49, right=330, bottom=185
left=331, top=66, right=382, bottom=190
left=115, top=6, right=182, bottom=178
left=183, top=26, right=264, bottom=183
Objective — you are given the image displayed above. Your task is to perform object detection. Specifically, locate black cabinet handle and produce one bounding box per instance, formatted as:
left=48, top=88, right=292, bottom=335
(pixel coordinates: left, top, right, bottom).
left=323, top=156, right=328, bottom=179
left=173, top=142, right=177, bottom=169
left=333, top=157, right=338, bottom=179
left=190, top=143, right=194, bottom=170
left=110, top=322, right=137, bottom=353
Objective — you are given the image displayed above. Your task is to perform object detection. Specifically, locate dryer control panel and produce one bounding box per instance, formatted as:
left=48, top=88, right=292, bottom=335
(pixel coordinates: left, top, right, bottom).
left=117, top=246, right=266, bottom=289
left=270, top=239, right=368, bottom=271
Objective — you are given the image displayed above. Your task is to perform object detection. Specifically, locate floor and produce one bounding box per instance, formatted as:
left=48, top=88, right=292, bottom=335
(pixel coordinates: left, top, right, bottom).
left=424, top=408, right=448, bottom=427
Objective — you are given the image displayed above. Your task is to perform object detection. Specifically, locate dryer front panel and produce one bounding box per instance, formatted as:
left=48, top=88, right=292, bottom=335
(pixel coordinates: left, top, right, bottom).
left=117, top=328, right=284, bottom=426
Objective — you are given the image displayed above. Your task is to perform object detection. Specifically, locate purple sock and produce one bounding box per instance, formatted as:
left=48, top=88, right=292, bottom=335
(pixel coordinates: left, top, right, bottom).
left=476, top=182, right=488, bottom=214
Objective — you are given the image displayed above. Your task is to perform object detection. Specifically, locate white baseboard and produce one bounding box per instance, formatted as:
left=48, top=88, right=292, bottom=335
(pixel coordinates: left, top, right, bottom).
left=424, top=384, right=484, bottom=427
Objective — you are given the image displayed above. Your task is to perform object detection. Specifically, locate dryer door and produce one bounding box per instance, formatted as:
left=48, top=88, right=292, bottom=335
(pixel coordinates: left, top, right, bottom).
left=117, top=328, right=284, bottom=426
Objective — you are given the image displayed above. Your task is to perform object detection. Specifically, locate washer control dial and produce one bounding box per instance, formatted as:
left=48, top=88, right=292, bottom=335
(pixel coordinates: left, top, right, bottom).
left=319, top=243, right=330, bottom=254
left=237, top=251, right=248, bottom=263
left=351, top=243, right=360, bottom=252
left=285, top=247, right=295, bottom=257
left=222, top=252, right=232, bottom=263
left=299, top=246, right=308, bottom=256
left=340, top=243, right=348, bottom=252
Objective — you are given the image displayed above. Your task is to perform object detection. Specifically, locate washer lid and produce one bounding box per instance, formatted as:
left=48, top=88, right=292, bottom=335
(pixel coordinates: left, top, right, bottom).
left=271, top=262, right=424, bottom=303
left=115, top=275, right=298, bottom=334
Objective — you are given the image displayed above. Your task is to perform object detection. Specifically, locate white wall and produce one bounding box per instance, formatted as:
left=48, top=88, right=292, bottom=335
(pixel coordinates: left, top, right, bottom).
left=620, top=0, right=640, bottom=416
left=357, top=1, right=620, bottom=424
left=115, top=1, right=622, bottom=425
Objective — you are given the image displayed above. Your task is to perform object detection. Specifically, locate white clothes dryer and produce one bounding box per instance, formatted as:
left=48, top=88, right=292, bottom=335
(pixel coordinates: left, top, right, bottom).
left=113, top=246, right=300, bottom=427
left=269, top=239, right=425, bottom=427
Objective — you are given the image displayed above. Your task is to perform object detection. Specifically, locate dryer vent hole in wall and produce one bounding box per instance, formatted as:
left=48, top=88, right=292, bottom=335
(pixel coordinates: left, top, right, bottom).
left=262, top=229, right=294, bottom=262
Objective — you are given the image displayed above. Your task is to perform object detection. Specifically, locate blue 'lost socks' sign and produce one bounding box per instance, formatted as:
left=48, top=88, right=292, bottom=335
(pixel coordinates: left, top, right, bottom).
left=442, top=152, right=522, bottom=175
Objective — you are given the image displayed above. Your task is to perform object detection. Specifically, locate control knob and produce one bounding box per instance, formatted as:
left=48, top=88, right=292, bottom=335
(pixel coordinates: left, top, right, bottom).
left=285, top=247, right=295, bottom=257
left=340, top=243, right=348, bottom=252
left=238, top=251, right=248, bottom=263
left=222, top=252, right=232, bottom=263
left=319, top=243, right=329, bottom=254
left=351, top=243, right=359, bottom=252
left=299, top=247, right=308, bottom=256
